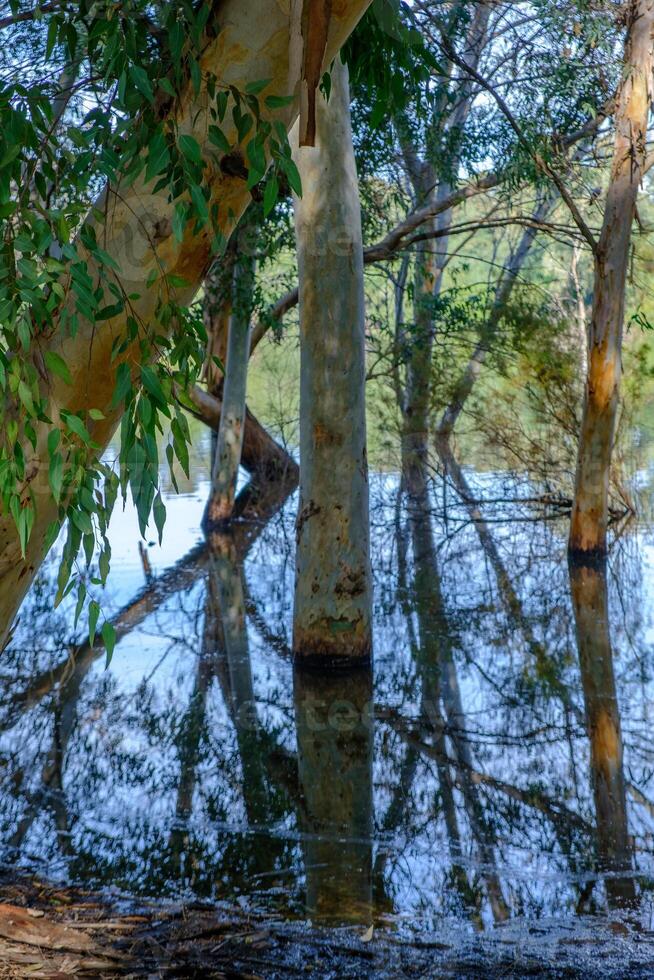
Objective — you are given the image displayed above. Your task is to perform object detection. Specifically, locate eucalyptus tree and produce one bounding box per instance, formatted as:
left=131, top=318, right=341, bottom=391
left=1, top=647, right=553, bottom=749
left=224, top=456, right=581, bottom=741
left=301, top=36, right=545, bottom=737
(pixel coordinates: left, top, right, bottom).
left=292, top=57, right=373, bottom=664
left=569, top=0, right=654, bottom=557
left=0, top=0, right=372, bottom=648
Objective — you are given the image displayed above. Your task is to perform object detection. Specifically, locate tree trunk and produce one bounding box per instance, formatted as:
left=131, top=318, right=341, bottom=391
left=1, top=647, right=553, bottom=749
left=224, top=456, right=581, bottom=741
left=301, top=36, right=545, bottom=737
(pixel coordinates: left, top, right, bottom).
left=0, top=0, right=372, bottom=648
left=292, top=58, right=373, bottom=665
left=401, top=224, right=440, bottom=487
left=293, top=666, right=374, bottom=924
left=568, top=559, right=635, bottom=907
left=183, top=384, right=299, bottom=485
left=203, top=244, right=237, bottom=398
left=205, top=220, right=256, bottom=526
left=569, top=0, right=654, bottom=557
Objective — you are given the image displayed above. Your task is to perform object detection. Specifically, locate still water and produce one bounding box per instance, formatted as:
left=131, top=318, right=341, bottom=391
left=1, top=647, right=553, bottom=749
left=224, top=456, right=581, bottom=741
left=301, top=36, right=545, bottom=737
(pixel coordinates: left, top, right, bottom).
left=3, top=432, right=654, bottom=957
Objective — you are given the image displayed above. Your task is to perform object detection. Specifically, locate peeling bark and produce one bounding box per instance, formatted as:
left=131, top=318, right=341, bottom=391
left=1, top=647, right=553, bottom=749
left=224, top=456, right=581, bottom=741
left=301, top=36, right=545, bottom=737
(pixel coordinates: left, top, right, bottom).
left=0, top=0, right=373, bottom=647
left=292, top=58, right=372, bottom=664
left=299, top=0, right=333, bottom=147
left=569, top=0, right=654, bottom=557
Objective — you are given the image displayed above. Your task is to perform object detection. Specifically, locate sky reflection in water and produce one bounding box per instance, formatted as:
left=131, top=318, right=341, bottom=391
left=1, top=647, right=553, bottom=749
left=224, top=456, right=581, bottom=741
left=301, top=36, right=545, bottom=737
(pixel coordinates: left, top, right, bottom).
left=2, top=455, right=654, bottom=939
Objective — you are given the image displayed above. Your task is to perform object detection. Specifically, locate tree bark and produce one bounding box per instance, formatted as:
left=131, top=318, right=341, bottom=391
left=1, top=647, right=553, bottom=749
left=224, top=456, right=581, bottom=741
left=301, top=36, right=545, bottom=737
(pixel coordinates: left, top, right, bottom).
left=0, top=0, right=372, bottom=647
left=292, top=58, right=373, bottom=665
left=568, top=559, right=635, bottom=907
left=569, top=0, right=654, bottom=557
left=401, top=223, right=440, bottom=486
left=205, top=220, right=256, bottom=525
left=203, top=245, right=237, bottom=398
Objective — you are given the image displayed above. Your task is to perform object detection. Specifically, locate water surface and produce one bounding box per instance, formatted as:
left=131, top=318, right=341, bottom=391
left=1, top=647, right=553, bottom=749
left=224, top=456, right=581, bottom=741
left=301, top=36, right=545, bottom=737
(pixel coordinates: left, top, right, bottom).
left=3, top=439, right=654, bottom=968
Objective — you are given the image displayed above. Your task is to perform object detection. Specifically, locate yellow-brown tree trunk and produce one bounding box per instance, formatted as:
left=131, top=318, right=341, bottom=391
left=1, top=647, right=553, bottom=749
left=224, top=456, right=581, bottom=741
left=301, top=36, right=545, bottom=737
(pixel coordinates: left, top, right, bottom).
left=569, top=0, right=654, bottom=556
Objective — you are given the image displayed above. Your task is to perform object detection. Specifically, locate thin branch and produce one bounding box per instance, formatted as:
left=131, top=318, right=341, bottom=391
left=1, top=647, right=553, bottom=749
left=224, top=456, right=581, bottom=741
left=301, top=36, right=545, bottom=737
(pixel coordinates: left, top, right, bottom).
left=440, top=38, right=600, bottom=254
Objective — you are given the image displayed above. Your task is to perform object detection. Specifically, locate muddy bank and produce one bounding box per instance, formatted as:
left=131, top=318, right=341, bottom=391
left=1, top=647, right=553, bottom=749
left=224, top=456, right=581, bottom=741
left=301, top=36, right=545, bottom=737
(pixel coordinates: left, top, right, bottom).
left=0, top=872, right=653, bottom=978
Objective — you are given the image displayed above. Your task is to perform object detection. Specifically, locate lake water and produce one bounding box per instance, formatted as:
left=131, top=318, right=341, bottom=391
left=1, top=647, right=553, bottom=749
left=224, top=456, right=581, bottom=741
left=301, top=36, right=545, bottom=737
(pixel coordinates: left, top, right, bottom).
left=3, top=430, right=654, bottom=971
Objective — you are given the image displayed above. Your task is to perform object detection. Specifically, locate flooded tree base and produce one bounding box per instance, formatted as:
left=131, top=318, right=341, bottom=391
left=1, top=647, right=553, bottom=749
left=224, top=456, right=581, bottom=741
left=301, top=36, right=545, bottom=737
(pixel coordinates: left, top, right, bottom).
left=1, top=871, right=654, bottom=978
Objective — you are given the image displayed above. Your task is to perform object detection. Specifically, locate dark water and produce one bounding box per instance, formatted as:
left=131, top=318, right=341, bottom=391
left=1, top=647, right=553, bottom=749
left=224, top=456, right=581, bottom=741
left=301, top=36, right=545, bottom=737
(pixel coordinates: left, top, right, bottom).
left=4, top=442, right=654, bottom=968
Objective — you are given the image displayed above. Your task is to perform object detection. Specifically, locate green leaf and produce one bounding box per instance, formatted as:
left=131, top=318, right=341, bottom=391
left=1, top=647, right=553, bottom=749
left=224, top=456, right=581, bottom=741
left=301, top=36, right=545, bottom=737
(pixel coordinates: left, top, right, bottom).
left=130, top=65, right=155, bottom=103
left=190, top=58, right=201, bottom=96
left=246, top=78, right=272, bottom=95
left=140, top=365, right=167, bottom=408
left=190, top=183, right=209, bottom=223
left=49, top=451, right=64, bottom=503
left=208, top=124, right=231, bottom=154
left=179, top=134, right=203, bottom=166
left=71, top=508, right=93, bottom=535
left=44, top=520, right=61, bottom=551
left=44, top=350, right=72, bottom=385
left=281, top=157, right=302, bottom=197
left=265, top=94, right=294, bottom=109
left=74, top=582, right=86, bottom=629
left=153, top=491, right=166, bottom=545
left=110, top=362, right=132, bottom=409
left=263, top=174, right=279, bottom=218
left=172, top=201, right=188, bottom=243
left=63, top=412, right=92, bottom=444
left=47, top=428, right=60, bottom=456
left=88, top=599, right=100, bottom=647
left=102, top=621, right=116, bottom=667
left=246, top=135, right=266, bottom=184
left=17, top=380, right=35, bottom=417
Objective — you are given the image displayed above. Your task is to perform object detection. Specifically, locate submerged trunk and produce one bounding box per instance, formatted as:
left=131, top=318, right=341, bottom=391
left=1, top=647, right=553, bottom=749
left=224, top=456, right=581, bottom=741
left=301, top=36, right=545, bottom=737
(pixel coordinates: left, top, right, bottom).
left=205, top=220, right=257, bottom=526
left=568, top=559, right=635, bottom=907
left=292, top=58, right=372, bottom=665
left=569, top=0, right=654, bottom=557
left=0, top=0, right=372, bottom=649
left=294, top=666, right=374, bottom=924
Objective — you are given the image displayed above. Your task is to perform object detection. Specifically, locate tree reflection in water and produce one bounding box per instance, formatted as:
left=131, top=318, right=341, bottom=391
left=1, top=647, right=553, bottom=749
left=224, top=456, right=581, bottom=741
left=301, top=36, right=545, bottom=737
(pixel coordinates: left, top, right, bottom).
left=0, top=465, right=652, bottom=933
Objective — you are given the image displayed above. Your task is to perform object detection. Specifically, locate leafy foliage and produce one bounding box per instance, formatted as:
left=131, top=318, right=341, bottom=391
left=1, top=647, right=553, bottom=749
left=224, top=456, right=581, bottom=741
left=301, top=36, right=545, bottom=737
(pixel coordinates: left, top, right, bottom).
left=0, top=0, right=299, bottom=646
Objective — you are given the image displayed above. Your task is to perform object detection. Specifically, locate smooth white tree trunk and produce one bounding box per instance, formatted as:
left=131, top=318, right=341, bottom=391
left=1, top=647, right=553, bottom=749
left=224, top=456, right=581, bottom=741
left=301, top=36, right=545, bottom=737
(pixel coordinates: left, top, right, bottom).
left=292, top=58, right=372, bottom=665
